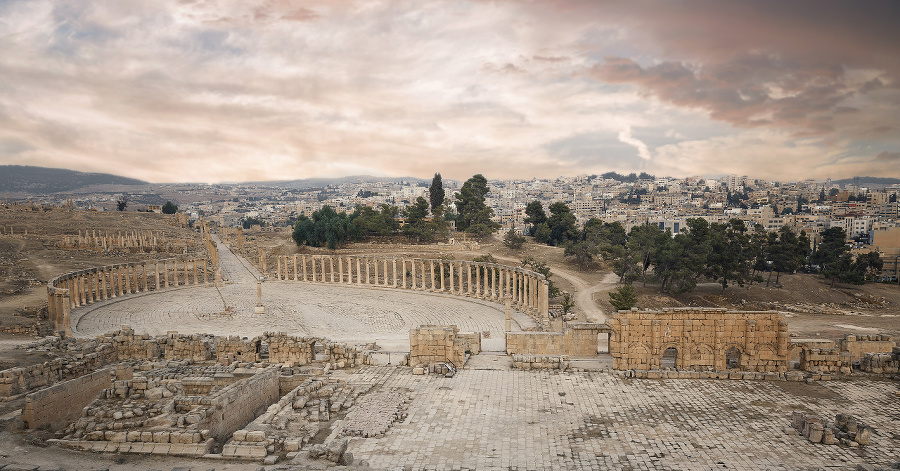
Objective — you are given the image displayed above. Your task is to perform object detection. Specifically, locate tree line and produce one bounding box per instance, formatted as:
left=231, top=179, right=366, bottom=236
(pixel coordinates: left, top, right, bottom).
left=293, top=173, right=501, bottom=249
left=523, top=200, right=884, bottom=293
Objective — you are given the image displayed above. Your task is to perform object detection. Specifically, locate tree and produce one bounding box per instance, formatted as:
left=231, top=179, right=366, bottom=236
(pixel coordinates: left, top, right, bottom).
left=564, top=240, right=600, bottom=270
left=812, top=227, right=850, bottom=286
left=350, top=204, right=399, bottom=237
left=532, top=223, right=551, bottom=243
left=705, top=219, right=751, bottom=292
left=524, top=201, right=547, bottom=226
left=428, top=173, right=445, bottom=216
left=609, top=285, right=638, bottom=310
left=855, top=251, right=883, bottom=281
left=616, top=224, right=667, bottom=286
left=242, top=216, right=264, bottom=229
left=454, top=174, right=500, bottom=236
left=116, top=194, right=128, bottom=211
left=560, top=291, right=575, bottom=317
left=503, top=230, right=526, bottom=250
left=292, top=206, right=356, bottom=250
left=546, top=202, right=578, bottom=246
left=402, top=197, right=433, bottom=242
left=162, top=201, right=178, bottom=214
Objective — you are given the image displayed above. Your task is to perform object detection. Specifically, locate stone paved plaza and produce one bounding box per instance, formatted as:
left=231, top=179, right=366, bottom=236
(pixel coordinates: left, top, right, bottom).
left=338, top=362, right=900, bottom=470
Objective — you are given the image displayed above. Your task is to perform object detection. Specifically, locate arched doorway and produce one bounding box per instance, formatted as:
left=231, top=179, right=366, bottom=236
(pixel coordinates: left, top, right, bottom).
left=662, top=347, right=677, bottom=369
left=725, top=347, right=742, bottom=369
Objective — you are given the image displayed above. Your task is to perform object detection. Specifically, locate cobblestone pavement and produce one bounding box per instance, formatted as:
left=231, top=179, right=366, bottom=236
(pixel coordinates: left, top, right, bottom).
left=340, top=366, right=900, bottom=470
left=70, top=238, right=535, bottom=351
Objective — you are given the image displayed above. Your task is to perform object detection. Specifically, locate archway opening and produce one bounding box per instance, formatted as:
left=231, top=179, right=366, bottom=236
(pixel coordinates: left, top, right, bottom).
left=725, top=347, right=742, bottom=369
left=662, top=347, right=677, bottom=369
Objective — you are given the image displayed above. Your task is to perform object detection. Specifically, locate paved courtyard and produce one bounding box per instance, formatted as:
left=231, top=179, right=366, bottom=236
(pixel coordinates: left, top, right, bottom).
left=70, top=238, right=535, bottom=351
left=337, top=363, right=900, bottom=470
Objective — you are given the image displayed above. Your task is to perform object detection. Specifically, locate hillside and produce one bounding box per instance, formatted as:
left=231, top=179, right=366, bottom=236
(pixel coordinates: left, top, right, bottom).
left=0, top=165, right=147, bottom=194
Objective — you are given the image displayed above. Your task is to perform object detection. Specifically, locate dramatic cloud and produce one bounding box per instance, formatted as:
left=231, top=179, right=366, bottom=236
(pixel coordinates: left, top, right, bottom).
left=0, top=0, right=897, bottom=182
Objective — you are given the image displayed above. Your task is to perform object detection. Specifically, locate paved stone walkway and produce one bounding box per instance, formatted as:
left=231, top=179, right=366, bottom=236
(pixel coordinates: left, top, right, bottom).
left=70, top=238, right=535, bottom=351
left=339, top=366, right=900, bottom=470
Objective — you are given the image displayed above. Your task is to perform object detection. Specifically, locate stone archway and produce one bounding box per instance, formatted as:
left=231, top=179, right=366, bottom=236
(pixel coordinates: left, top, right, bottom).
left=662, top=347, right=678, bottom=369
left=725, top=346, right=742, bottom=369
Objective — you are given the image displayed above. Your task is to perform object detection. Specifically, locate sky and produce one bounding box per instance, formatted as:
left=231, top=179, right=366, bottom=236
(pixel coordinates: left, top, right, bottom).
left=1, top=0, right=899, bottom=184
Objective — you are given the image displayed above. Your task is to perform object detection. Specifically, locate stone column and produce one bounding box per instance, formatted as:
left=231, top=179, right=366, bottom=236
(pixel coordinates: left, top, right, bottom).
left=62, top=291, right=71, bottom=337
left=383, top=259, right=389, bottom=286
left=506, top=297, right=512, bottom=332
left=310, top=257, right=317, bottom=282
left=411, top=259, right=417, bottom=289
left=330, top=256, right=336, bottom=283
left=338, top=256, right=344, bottom=283
left=356, top=258, right=362, bottom=285
left=193, top=260, right=199, bottom=285
left=155, top=263, right=161, bottom=290
left=293, top=255, right=299, bottom=281
left=429, top=261, right=436, bottom=292
left=467, top=263, right=472, bottom=295
left=392, top=259, right=398, bottom=287
left=173, top=260, right=179, bottom=286
left=449, top=263, right=454, bottom=292
left=142, top=263, right=148, bottom=292
left=100, top=269, right=107, bottom=300
left=277, top=256, right=282, bottom=280
left=401, top=260, right=407, bottom=289
left=475, top=264, right=482, bottom=298
left=541, top=280, right=549, bottom=320
left=365, top=258, right=371, bottom=284
left=301, top=255, right=308, bottom=281
left=124, top=266, right=132, bottom=294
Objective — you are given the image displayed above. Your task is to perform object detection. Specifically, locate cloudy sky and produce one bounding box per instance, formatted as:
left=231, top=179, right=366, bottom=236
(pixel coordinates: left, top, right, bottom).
left=1, top=0, right=899, bottom=183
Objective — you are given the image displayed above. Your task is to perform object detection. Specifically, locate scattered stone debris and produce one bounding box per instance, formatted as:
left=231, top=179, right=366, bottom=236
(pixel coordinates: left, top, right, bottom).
left=338, top=389, right=410, bottom=438
left=792, top=411, right=874, bottom=447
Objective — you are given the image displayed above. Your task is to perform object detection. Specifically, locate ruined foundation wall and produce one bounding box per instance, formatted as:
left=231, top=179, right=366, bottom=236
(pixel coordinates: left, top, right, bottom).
left=839, top=334, right=895, bottom=363
left=200, top=368, right=280, bottom=442
left=609, top=309, right=790, bottom=372
left=22, top=368, right=112, bottom=430
left=409, top=326, right=465, bottom=367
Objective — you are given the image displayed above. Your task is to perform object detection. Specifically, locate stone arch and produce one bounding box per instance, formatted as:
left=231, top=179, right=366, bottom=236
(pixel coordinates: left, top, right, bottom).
left=725, top=346, right=742, bottom=369
left=626, top=343, right=651, bottom=370
left=661, top=346, right=678, bottom=369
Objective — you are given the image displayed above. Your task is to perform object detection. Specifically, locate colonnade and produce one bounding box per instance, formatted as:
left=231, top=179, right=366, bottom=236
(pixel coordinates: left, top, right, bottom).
left=274, top=254, right=550, bottom=319
left=46, top=257, right=210, bottom=337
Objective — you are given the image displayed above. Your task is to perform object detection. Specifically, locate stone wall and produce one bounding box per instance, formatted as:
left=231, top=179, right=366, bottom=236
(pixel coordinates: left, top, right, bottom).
left=22, top=368, right=113, bottom=430
left=800, top=348, right=852, bottom=374
left=839, top=334, right=895, bottom=363
left=860, top=347, right=900, bottom=375
left=0, top=345, right=116, bottom=397
left=505, top=323, right=604, bottom=356
left=511, top=354, right=570, bottom=370
left=608, top=308, right=789, bottom=372
left=409, top=326, right=465, bottom=368
left=200, top=368, right=281, bottom=442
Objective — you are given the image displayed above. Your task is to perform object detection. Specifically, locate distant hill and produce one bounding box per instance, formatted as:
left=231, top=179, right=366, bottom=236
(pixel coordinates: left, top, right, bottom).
left=0, top=165, right=147, bottom=194
left=831, top=176, right=900, bottom=187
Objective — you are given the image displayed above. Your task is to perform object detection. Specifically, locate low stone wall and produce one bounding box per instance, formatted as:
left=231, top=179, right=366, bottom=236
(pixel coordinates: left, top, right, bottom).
left=860, top=347, right=900, bottom=375
left=800, top=348, right=852, bottom=374
left=791, top=411, right=873, bottom=446
left=839, top=334, right=895, bottom=363
left=512, top=354, right=570, bottom=370
left=201, top=368, right=281, bottom=442
left=22, top=368, right=113, bottom=430
left=409, top=326, right=465, bottom=368
left=0, top=345, right=116, bottom=397
left=506, top=323, right=604, bottom=356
